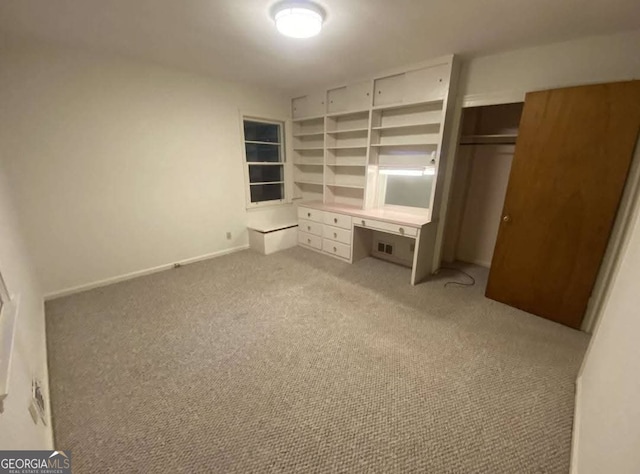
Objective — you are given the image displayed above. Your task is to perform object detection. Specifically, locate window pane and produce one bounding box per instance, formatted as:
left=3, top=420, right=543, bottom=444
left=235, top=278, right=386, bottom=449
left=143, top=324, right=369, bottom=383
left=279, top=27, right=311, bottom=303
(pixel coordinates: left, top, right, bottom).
left=244, top=121, right=280, bottom=143
left=249, top=165, right=283, bottom=183
left=245, top=143, right=280, bottom=163
left=250, top=183, right=284, bottom=203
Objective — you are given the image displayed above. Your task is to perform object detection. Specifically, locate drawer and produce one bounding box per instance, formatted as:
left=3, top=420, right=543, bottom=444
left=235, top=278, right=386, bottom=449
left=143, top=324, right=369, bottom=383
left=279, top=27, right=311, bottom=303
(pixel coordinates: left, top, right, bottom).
left=323, top=224, right=351, bottom=245
left=299, top=219, right=323, bottom=237
left=297, top=206, right=323, bottom=223
left=323, top=211, right=352, bottom=230
left=322, top=239, right=351, bottom=260
left=298, top=231, right=322, bottom=250
left=354, top=217, right=418, bottom=237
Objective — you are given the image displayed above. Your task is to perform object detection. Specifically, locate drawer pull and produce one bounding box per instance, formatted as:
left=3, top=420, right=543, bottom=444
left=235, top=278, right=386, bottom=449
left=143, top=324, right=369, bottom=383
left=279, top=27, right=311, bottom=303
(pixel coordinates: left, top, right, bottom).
left=334, top=217, right=338, bottom=224
left=307, top=239, right=311, bottom=244
left=333, top=246, right=337, bottom=252
left=333, top=232, right=337, bottom=238
left=399, top=227, right=405, bottom=235
left=307, top=212, right=311, bottom=217
left=307, top=226, right=311, bottom=231
left=361, top=220, right=366, bottom=226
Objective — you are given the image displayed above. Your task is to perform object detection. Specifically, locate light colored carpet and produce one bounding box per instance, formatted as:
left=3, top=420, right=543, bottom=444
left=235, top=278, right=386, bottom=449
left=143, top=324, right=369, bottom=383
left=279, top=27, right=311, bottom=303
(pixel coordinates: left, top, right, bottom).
left=46, top=247, right=589, bottom=473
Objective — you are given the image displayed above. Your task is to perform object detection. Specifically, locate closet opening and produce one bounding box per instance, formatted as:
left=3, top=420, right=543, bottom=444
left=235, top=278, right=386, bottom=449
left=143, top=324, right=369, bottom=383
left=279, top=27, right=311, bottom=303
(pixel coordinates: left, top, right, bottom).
left=442, top=102, right=524, bottom=286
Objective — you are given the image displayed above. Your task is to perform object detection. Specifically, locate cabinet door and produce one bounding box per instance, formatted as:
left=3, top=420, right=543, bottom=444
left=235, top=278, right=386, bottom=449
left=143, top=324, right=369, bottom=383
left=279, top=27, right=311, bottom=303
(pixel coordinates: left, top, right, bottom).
left=347, top=81, right=372, bottom=111
left=404, top=64, right=449, bottom=103
left=486, top=81, right=640, bottom=329
left=327, top=87, right=347, bottom=114
left=374, top=74, right=405, bottom=106
left=306, top=91, right=326, bottom=117
left=292, top=96, right=307, bottom=119
left=292, top=91, right=326, bottom=118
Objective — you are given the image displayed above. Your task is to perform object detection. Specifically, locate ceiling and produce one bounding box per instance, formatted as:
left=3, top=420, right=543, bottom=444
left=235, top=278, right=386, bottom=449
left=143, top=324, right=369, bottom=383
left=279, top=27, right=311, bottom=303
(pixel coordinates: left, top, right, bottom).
left=1, top=0, right=639, bottom=94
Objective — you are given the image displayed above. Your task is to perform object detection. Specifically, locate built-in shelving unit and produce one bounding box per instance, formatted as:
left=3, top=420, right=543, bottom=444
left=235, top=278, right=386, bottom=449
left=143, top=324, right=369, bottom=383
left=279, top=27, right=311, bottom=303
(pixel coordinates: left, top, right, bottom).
left=291, top=57, right=456, bottom=215
left=293, top=116, right=325, bottom=202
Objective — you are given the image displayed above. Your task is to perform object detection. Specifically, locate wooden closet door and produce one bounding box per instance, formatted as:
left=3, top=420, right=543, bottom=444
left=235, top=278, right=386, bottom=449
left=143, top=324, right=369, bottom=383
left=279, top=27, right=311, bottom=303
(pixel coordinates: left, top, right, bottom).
left=486, top=81, right=640, bottom=329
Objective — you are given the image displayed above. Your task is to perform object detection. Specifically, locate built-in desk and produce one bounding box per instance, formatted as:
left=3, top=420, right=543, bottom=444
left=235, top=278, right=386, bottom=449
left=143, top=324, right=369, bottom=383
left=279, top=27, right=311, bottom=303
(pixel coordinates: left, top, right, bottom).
left=296, top=201, right=437, bottom=285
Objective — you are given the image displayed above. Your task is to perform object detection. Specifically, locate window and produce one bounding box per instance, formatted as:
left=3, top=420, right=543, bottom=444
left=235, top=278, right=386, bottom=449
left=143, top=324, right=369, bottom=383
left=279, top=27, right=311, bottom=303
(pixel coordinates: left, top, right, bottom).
left=242, top=118, right=286, bottom=207
left=0, top=270, right=17, bottom=414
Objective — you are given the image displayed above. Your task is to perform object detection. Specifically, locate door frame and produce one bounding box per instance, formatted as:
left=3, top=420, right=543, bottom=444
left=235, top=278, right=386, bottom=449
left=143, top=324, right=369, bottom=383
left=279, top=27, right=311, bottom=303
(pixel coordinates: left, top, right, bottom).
left=436, top=88, right=640, bottom=333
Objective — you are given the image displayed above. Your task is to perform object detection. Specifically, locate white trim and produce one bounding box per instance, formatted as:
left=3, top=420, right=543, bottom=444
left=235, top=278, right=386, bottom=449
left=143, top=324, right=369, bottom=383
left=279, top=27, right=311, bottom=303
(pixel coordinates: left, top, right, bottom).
left=569, top=376, right=583, bottom=474
left=44, top=245, right=249, bottom=300
left=0, top=293, right=19, bottom=414
left=462, top=90, right=526, bottom=108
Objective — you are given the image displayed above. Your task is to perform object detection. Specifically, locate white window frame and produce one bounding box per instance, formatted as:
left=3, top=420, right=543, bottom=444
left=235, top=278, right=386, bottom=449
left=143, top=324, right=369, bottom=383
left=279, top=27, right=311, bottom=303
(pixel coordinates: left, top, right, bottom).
left=240, top=115, right=289, bottom=209
left=0, top=269, right=18, bottom=414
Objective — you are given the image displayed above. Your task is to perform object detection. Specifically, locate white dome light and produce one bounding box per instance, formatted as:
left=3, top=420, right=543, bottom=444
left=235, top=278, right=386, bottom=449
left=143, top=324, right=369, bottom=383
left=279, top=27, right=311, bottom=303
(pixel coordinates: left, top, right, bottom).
left=273, top=2, right=325, bottom=39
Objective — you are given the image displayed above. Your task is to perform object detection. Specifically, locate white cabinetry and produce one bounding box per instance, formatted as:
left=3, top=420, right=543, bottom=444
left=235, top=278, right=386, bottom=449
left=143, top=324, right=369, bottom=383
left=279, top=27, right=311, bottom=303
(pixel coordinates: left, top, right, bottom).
left=373, top=63, right=449, bottom=107
left=292, top=91, right=325, bottom=119
left=298, top=206, right=352, bottom=262
left=327, top=81, right=372, bottom=114
left=291, top=56, right=458, bottom=279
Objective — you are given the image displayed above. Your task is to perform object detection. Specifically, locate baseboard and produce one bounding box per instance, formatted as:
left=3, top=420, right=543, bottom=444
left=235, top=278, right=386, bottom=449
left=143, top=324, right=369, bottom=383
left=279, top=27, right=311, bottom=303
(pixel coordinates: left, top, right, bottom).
left=44, top=245, right=249, bottom=300
left=569, top=376, right=582, bottom=474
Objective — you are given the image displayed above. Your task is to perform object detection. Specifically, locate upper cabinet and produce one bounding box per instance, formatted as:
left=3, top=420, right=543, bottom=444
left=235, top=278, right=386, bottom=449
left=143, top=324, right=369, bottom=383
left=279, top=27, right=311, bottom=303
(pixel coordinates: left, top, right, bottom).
left=327, top=81, right=372, bottom=114
left=292, top=91, right=326, bottom=119
left=373, top=64, right=449, bottom=107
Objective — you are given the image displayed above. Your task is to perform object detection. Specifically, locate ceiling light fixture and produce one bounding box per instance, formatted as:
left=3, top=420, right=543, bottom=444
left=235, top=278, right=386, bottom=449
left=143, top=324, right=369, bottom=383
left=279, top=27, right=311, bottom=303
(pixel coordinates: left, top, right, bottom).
left=272, top=1, right=325, bottom=39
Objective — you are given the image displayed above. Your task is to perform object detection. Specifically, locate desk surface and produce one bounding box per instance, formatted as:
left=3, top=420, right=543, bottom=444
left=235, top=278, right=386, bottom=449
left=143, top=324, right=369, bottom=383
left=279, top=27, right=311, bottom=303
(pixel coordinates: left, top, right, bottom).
left=298, top=201, right=431, bottom=227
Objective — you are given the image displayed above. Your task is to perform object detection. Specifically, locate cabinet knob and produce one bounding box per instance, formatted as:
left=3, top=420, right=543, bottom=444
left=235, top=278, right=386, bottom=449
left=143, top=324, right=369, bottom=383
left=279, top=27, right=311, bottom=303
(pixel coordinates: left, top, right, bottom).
left=334, top=232, right=337, bottom=238
left=399, top=227, right=405, bottom=235
left=333, top=247, right=337, bottom=252
left=362, top=220, right=366, bottom=226
left=307, top=212, right=311, bottom=217
left=334, top=217, right=338, bottom=224
left=307, top=226, right=311, bottom=231
left=307, top=239, right=311, bottom=243
left=502, top=215, right=511, bottom=223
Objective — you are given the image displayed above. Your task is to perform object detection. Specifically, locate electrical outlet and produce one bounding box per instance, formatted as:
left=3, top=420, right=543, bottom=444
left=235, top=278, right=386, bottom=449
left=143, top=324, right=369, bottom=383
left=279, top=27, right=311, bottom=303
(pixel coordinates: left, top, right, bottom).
left=226, top=232, right=232, bottom=240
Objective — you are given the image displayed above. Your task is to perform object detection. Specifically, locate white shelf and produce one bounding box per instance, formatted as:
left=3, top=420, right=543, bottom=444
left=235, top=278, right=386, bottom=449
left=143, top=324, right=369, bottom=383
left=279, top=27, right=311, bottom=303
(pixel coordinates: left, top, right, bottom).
left=326, top=109, right=370, bottom=118
left=294, top=147, right=325, bottom=151
left=294, top=162, right=323, bottom=166
left=372, top=99, right=444, bottom=111
left=325, top=183, right=365, bottom=190
left=372, top=122, right=440, bottom=131
left=371, top=142, right=438, bottom=148
left=292, top=115, right=325, bottom=123
left=325, top=127, right=369, bottom=135
left=293, top=131, right=325, bottom=138
left=326, top=163, right=366, bottom=167
left=326, top=145, right=368, bottom=150
left=295, top=180, right=323, bottom=186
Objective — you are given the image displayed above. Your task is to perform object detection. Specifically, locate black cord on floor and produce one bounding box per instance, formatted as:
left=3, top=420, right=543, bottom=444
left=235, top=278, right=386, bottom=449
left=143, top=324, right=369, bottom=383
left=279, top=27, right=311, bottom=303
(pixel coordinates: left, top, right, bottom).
left=437, top=266, right=476, bottom=288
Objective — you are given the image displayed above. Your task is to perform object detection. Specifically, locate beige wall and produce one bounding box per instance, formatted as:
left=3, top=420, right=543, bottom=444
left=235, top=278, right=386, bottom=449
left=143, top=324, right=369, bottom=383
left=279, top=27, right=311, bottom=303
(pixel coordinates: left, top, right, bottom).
left=572, top=186, right=640, bottom=473
left=460, top=28, right=640, bottom=103
left=0, top=161, right=53, bottom=449
left=0, top=41, right=290, bottom=296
